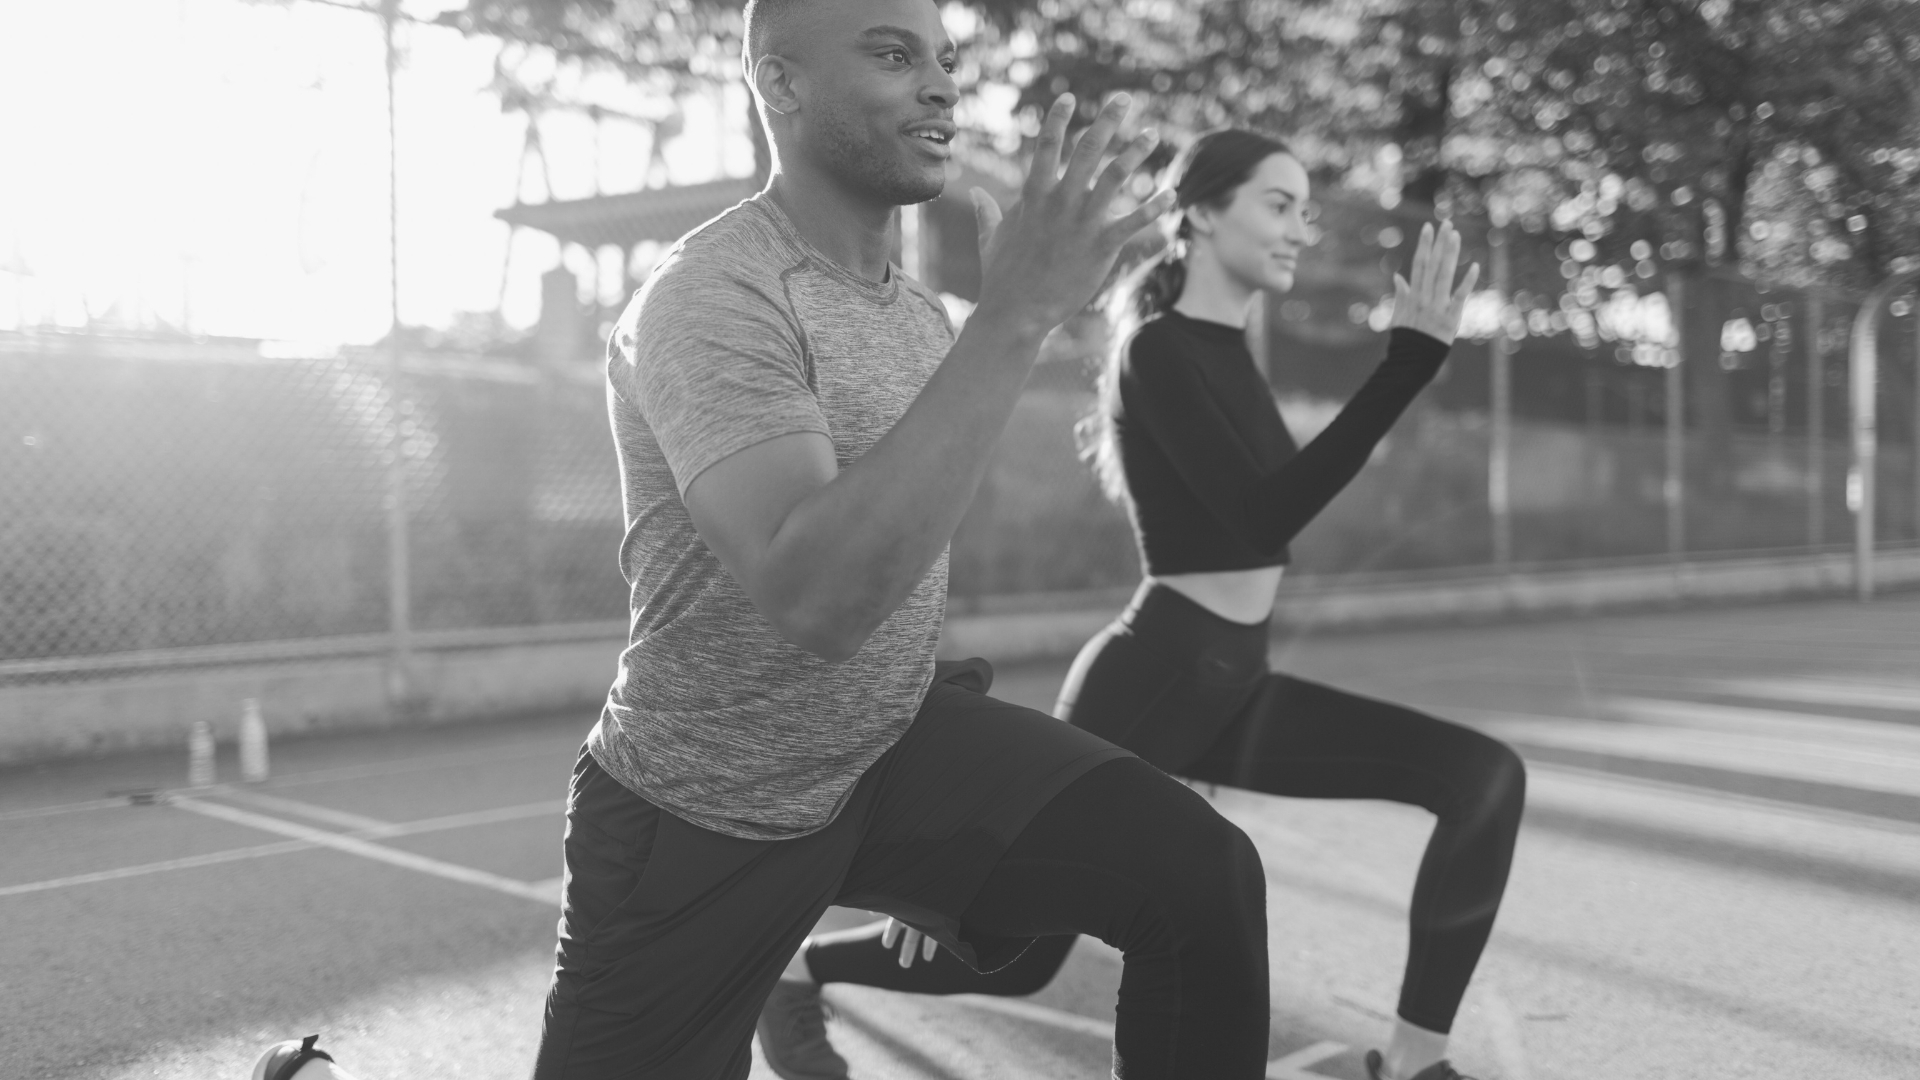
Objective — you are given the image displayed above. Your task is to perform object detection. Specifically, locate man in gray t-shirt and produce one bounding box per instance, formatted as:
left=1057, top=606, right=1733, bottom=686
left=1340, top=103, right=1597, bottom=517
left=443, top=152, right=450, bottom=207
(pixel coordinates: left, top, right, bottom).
left=593, top=192, right=955, bottom=840
left=525, top=0, right=1276, bottom=1077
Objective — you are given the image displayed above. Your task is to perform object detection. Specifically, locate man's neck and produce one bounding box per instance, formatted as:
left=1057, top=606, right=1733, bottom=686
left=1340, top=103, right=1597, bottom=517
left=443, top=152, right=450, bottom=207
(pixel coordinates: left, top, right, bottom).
left=765, top=165, right=897, bottom=283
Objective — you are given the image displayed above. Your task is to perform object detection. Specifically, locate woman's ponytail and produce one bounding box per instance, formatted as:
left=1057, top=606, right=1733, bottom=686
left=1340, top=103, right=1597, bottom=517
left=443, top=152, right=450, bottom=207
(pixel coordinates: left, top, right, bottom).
left=1076, top=128, right=1294, bottom=506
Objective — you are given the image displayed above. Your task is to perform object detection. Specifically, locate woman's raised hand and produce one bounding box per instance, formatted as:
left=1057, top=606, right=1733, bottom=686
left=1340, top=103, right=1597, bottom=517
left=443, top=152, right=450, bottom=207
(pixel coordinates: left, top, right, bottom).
left=1388, top=220, right=1480, bottom=346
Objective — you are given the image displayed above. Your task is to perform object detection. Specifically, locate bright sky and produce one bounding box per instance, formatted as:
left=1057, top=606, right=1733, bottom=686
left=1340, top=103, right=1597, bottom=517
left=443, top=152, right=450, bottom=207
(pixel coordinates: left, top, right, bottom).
left=0, top=0, right=746, bottom=344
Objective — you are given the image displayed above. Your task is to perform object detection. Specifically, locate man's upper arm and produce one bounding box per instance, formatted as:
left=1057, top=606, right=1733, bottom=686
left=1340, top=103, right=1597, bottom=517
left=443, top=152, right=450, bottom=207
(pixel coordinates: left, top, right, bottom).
left=683, top=431, right=838, bottom=595
left=616, top=262, right=834, bottom=598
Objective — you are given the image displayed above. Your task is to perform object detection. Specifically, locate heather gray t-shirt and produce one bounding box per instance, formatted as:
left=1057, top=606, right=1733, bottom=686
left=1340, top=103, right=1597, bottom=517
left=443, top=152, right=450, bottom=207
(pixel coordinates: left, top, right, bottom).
left=589, top=194, right=955, bottom=841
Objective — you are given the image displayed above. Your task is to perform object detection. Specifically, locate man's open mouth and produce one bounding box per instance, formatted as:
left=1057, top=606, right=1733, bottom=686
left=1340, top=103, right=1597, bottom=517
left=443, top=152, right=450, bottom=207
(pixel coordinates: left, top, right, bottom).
left=905, top=122, right=955, bottom=146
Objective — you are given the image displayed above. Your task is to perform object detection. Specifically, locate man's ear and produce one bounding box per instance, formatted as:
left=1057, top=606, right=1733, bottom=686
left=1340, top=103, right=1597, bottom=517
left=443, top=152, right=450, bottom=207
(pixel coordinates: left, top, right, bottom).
left=752, top=54, right=801, bottom=117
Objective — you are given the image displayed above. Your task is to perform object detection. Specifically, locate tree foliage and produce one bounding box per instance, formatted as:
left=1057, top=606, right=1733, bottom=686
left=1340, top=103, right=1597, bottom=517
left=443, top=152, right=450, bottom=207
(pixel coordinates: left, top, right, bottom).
left=439, top=0, right=1920, bottom=290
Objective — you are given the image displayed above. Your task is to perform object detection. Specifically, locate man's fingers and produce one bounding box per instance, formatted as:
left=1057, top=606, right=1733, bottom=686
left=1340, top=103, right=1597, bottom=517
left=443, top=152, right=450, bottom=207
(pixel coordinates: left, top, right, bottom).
left=971, top=188, right=1003, bottom=259
left=1060, top=93, right=1132, bottom=194
left=1109, top=187, right=1177, bottom=242
left=1090, top=129, right=1160, bottom=207
left=1023, top=95, right=1075, bottom=200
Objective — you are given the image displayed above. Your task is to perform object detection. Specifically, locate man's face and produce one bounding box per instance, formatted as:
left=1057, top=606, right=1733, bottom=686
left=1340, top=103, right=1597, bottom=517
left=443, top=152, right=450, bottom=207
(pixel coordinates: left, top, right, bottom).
left=788, top=0, right=959, bottom=205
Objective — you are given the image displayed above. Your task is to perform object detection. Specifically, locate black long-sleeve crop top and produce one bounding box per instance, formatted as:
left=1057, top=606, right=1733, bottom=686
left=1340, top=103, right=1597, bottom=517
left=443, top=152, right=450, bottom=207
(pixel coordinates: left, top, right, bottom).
left=1114, top=310, right=1451, bottom=574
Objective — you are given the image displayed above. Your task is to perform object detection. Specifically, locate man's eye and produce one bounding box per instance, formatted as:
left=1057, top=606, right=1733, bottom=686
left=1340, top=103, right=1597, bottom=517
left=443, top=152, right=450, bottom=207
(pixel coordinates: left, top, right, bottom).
left=884, top=48, right=909, bottom=63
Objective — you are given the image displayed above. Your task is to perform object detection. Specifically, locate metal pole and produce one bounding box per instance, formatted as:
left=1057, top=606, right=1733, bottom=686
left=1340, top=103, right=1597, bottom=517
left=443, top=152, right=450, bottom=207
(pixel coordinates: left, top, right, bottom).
left=1806, top=292, right=1825, bottom=548
left=382, top=0, right=414, bottom=703
left=1489, top=227, right=1512, bottom=567
left=1847, top=270, right=1920, bottom=598
left=1665, top=274, right=1686, bottom=560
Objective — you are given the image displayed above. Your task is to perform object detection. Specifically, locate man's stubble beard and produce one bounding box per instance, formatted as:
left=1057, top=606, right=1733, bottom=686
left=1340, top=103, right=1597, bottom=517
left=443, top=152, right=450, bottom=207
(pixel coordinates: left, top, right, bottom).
left=811, top=104, right=945, bottom=206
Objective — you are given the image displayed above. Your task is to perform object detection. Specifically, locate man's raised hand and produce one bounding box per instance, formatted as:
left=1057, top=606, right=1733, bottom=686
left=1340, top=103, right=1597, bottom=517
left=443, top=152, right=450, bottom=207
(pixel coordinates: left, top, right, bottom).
left=970, top=93, right=1176, bottom=338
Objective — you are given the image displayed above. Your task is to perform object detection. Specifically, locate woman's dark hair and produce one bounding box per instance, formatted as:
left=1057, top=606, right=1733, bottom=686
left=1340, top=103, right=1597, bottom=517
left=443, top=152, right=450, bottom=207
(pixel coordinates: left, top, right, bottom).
left=1077, top=127, right=1295, bottom=502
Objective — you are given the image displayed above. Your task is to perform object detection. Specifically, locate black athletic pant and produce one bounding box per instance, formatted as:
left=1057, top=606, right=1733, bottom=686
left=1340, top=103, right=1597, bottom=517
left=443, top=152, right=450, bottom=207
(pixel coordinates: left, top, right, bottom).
left=808, top=583, right=1525, bottom=1035
left=535, top=661, right=1269, bottom=1080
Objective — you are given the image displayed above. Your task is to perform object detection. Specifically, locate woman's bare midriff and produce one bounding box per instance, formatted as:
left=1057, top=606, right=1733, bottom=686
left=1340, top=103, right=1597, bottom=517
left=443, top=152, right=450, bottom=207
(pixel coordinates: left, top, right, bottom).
left=1151, top=566, right=1285, bottom=626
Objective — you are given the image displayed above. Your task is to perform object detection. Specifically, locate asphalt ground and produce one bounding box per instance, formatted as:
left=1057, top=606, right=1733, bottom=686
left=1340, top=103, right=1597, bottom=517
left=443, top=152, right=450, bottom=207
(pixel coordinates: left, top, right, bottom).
left=4, top=592, right=1919, bottom=1079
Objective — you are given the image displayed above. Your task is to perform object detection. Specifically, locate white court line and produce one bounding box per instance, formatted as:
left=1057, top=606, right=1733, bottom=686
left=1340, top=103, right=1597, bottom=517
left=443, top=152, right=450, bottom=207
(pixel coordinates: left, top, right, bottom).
left=0, top=796, right=563, bottom=900
left=172, top=797, right=556, bottom=904
left=0, top=740, right=566, bottom=824
left=221, top=788, right=395, bottom=832
left=357, top=799, right=565, bottom=839
left=948, top=995, right=1114, bottom=1040
left=1266, top=1040, right=1346, bottom=1080
left=0, top=796, right=132, bottom=824
left=0, top=839, right=316, bottom=898
left=944, top=995, right=1346, bottom=1080
left=1707, top=676, right=1920, bottom=712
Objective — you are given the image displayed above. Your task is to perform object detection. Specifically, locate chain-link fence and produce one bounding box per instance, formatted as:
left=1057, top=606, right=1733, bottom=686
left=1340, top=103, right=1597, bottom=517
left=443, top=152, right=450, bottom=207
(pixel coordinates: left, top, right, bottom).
left=948, top=266, right=1920, bottom=597
left=5, top=282, right=1916, bottom=680
left=1, top=334, right=626, bottom=678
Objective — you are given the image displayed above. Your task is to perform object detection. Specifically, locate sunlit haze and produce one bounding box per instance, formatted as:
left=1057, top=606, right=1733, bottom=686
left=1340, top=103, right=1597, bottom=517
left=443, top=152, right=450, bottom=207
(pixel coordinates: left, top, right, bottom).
left=0, top=0, right=749, bottom=343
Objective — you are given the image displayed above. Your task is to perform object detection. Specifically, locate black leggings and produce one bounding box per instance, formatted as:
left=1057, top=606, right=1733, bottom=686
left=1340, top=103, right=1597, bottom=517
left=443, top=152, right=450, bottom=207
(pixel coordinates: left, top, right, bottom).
left=808, top=583, right=1525, bottom=1035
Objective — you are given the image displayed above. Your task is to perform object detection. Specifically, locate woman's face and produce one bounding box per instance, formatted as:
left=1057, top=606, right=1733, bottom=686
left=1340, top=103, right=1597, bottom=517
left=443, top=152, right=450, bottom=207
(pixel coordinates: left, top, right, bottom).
left=1191, top=152, right=1314, bottom=294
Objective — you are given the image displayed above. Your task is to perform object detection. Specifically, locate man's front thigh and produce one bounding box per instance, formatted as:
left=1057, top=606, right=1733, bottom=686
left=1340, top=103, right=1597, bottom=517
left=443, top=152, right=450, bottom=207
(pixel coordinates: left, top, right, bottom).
left=540, top=787, right=853, bottom=1078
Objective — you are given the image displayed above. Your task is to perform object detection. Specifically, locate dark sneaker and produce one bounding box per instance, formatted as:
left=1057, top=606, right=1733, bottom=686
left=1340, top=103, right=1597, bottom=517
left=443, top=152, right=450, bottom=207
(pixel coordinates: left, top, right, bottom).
left=251, top=1034, right=335, bottom=1080
left=1365, top=1048, right=1480, bottom=1080
left=757, top=980, right=851, bottom=1080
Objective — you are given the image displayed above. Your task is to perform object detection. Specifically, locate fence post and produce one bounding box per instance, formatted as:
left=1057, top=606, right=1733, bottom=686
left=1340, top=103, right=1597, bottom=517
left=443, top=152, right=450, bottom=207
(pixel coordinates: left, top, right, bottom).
left=382, top=0, right=415, bottom=704
left=1488, top=227, right=1512, bottom=567
left=1847, top=269, right=1919, bottom=599
left=1806, top=292, right=1825, bottom=548
left=1664, top=274, right=1686, bottom=561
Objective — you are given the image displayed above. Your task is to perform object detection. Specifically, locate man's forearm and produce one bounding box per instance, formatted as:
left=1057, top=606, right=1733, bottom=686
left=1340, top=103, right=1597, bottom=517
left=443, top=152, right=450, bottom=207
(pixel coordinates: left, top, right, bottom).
left=759, top=307, right=1049, bottom=659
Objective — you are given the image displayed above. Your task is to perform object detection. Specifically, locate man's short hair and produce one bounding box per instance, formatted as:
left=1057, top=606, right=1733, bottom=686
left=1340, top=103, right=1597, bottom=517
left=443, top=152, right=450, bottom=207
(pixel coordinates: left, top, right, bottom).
left=743, top=0, right=811, bottom=70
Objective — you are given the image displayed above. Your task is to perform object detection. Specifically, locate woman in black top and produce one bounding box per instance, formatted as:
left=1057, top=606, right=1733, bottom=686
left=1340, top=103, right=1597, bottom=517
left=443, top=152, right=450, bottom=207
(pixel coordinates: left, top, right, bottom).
left=765, top=130, right=1522, bottom=1080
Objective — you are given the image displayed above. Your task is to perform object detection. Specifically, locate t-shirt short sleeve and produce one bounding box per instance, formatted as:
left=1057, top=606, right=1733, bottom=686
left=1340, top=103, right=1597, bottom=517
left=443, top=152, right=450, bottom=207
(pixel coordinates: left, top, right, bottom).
left=611, top=261, right=831, bottom=496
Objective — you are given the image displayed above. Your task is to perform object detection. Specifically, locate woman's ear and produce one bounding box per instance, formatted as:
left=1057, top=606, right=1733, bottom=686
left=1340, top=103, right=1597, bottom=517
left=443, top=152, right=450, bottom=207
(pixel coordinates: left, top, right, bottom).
left=1184, top=204, right=1216, bottom=240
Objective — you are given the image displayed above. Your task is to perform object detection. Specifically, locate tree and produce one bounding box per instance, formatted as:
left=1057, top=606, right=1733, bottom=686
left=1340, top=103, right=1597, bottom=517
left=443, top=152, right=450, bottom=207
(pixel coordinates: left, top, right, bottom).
left=1468, top=0, right=1920, bottom=289
left=434, top=0, right=1046, bottom=181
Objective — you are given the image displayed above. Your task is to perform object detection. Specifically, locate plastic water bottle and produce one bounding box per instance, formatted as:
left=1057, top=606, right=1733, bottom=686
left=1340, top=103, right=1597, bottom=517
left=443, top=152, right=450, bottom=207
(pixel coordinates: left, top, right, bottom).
left=188, top=721, right=216, bottom=788
left=239, top=698, right=269, bottom=783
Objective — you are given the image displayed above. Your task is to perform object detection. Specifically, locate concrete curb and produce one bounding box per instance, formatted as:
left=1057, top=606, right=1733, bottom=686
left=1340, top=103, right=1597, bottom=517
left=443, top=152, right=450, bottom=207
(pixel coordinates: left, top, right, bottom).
left=938, top=548, right=1920, bottom=663
left=6, top=549, right=1916, bottom=766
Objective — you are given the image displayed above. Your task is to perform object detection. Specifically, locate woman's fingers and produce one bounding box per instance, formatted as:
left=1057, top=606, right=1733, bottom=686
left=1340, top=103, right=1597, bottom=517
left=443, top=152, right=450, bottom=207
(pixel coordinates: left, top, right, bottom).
left=1412, top=222, right=1435, bottom=297
left=1446, top=261, right=1481, bottom=328
left=880, top=919, right=901, bottom=949
left=922, top=934, right=938, bottom=963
